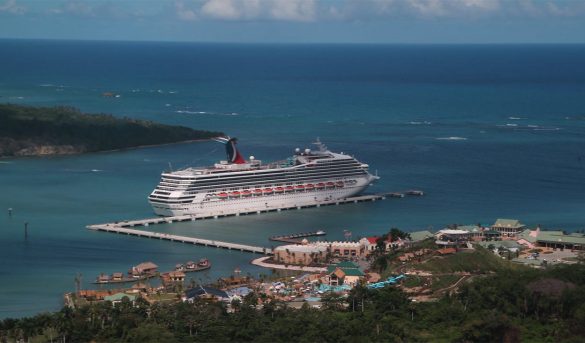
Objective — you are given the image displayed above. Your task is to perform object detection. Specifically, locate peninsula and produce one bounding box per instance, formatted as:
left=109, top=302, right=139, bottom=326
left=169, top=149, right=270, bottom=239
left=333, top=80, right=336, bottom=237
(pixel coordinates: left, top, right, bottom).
left=0, top=103, right=223, bottom=157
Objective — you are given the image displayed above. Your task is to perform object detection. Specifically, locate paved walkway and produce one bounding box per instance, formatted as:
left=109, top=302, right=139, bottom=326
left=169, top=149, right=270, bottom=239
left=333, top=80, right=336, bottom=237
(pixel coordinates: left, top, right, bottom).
left=251, top=256, right=326, bottom=272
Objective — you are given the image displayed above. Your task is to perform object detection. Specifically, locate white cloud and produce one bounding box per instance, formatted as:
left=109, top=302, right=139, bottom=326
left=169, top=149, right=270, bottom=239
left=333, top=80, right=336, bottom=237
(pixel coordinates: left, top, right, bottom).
left=0, top=0, right=26, bottom=14
left=197, top=0, right=315, bottom=21
left=269, top=0, right=316, bottom=22
left=176, top=1, right=197, bottom=21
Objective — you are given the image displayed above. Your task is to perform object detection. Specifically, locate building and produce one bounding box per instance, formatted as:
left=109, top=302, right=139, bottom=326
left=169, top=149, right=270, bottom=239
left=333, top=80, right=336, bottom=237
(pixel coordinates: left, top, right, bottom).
left=184, top=286, right=230, bottom=303
left=435, top=229, right=471, bottom=247
left=104, top=293, right=137, bottom=306
left=130, top=262, right=158, bottom=277
left=273, top=242, right=328, bottom=265
left=492, top=219, right=526, bottom=237
left=322, top=241, right=366, bottom=257
left=359, top=237, right=379, bottom=254
left=326, top=261, right=365, bottom=286
left=408, top=230, right=435, bottom=243
left=518, top=228, right=585, bottom=251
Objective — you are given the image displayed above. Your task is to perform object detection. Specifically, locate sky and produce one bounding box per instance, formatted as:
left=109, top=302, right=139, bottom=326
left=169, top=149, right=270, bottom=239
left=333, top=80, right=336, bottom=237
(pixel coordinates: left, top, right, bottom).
left=1, top=0, right=585, bottom=43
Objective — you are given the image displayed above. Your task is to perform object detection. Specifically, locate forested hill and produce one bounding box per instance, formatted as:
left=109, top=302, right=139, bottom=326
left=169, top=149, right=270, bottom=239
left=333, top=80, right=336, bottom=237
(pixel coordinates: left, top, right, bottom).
left=0, top=104, right=223, bottom=157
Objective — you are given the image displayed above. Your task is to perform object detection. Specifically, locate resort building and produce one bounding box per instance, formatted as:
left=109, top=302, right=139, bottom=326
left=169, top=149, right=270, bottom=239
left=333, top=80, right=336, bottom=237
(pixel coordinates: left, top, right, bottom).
left=435, top=229, right=471, bottom=247
left=492, top=219, right=526, bottom=237
left=518, top=227, right=585, bottom=251
left=273, top=242, right=328, bottom=265
left=326, top=261, right=365, bottom=286
left=359, top=237, right=379, bottom=255
left=104, top=293, right=137, bottom=306
left=321, top=241, right=366, bottom=258
left=408, top=230, right=435, bottom=243
left=184, top=286, right=230, bottom=303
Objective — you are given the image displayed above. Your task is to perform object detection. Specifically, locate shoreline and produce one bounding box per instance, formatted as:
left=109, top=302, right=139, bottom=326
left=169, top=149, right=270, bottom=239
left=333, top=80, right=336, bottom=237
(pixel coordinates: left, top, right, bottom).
left=0, top=137, right=221, bottom=160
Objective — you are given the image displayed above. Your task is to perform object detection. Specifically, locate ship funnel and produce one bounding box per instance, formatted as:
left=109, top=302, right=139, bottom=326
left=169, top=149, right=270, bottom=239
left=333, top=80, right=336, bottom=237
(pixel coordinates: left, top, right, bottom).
left=212, top=136, right=246, bottom=164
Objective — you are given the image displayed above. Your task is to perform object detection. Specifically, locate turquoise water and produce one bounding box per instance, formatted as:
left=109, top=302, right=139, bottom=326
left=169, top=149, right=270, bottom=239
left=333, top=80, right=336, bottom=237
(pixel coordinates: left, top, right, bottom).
left=1, top=41, right=585, bottom=318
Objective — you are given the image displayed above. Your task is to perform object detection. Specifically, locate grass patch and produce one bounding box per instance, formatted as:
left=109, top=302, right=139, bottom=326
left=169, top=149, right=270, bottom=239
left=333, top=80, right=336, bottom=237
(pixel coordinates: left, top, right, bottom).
left=430, top=275, right=461, bottom=292
left=418, top=246, right=512, bottom=273
left=149, top=293, right=179, bottom=302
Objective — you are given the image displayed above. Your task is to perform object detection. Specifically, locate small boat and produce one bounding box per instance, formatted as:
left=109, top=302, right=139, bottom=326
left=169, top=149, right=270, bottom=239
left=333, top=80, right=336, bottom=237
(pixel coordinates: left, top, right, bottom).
left=285, top=186, right=294, bottom=191
left=242, top=190, right=252, bottom=196
left=316, top=183, right=325, bottom=189
left=275, top=187, right=284, bottom=193
left=326, top=182, right=335, bottom=188
left=230, top=191, right=241, bottom=197
left=263, top=188, right=273, bottom=193
left=336, top=181, right=344, bottom=187
left=218, top=192, right=228, bottom=198
left=254, top=189, right=263, bottom=194
left=93, top=271, right=157, bottom=284
left=177, top=258, right=212, bottom=272
left=315, top=230, right=326, bottom=235
left=306, top=184, right=315, bottom=189
left=296, top=185, right=305, bottom=190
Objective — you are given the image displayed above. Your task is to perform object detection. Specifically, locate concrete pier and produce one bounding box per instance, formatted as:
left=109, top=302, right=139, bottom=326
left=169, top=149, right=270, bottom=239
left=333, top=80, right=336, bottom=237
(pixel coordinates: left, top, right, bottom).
left=87, top=225, right=272, bottom=255
left=86, top=191, right=423, bottom=254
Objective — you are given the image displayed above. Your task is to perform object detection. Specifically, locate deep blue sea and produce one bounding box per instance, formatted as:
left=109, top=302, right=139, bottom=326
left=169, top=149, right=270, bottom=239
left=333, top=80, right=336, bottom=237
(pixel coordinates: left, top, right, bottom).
left=1, top=40, right=584, bottom=318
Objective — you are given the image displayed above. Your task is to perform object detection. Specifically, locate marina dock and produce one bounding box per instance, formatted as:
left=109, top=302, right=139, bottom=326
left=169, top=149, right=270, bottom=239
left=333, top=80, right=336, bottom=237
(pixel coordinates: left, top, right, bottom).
left=270, top=231, right=327, bottom=244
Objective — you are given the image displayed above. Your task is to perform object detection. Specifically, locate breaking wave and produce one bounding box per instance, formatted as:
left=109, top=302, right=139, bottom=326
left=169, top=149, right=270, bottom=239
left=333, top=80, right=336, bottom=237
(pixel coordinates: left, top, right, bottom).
left=436, top=137, right=468, bottom=141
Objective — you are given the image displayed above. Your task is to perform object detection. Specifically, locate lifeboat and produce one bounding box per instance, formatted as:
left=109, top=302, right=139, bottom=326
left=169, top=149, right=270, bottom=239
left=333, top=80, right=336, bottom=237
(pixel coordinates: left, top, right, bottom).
left=242, top=190, right=252, bottom=196
left=275, top=187, right=284, bottom=193
left=230, top=191, right=241, bottom=197
left=336, top=181, right=344, bottom=187
left=306, top=184, right=315, bottom=190
left=296, top=185, right=305, bottom=190
left=263, top=188, right=273, bottom=193
left=326, top=182, right=335, bottom=188
left=316, top=183, right=325, bottom=189
left=218, top=192, right=228, bottom=198
left=254, top=189, right=263, bottom=194
left=285, top=186, right=294, bottom=192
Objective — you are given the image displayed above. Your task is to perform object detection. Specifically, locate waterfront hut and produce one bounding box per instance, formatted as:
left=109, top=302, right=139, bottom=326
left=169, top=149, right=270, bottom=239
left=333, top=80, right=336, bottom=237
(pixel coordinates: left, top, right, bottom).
left=492, top=219, right=526, bottom=237
left=131, top=262, right=158, bottom=276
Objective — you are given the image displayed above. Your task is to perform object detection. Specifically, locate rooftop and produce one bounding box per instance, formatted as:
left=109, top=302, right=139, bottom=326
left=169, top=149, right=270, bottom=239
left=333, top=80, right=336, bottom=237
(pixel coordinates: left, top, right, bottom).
left=409, top=230, right=435, bottom=242
left=493, top=219, right=525, bottom=229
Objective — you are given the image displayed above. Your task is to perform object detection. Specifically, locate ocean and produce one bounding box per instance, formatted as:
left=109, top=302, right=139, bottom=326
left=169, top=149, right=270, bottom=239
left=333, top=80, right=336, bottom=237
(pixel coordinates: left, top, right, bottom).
left=0, top=40, right=584, bottom=318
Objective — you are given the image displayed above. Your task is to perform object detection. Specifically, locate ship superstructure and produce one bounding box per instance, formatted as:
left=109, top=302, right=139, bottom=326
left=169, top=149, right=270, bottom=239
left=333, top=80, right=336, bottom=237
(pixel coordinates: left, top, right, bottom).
left=148, top=138, right=379, bottom=217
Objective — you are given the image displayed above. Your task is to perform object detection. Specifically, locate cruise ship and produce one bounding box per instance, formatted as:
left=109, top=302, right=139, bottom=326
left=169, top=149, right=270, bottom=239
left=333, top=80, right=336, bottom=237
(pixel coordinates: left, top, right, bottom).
left=148, top=138, right=379, bottom=217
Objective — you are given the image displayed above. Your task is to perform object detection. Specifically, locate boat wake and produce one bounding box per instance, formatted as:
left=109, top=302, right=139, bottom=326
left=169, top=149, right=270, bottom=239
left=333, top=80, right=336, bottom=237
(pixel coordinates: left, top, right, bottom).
left=436, top=137, right=468, bottom=141
left=175, top=110, right=239, bottom=116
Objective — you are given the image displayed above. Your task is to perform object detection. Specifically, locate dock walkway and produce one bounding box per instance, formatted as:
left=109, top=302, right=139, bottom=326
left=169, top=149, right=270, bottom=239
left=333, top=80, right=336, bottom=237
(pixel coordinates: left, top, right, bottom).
left=87, top=191, right=423, bottom=255
left=269, top=231, right=326, bottom=244
left=88, top=225, right=272, bottom=255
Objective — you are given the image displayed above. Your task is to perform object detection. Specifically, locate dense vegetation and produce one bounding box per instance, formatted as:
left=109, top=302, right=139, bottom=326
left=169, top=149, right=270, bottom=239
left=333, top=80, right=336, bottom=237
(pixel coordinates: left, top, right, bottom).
left=2, top=264, right=585, bottom=342
left=0, top=104, right=222, bottom=157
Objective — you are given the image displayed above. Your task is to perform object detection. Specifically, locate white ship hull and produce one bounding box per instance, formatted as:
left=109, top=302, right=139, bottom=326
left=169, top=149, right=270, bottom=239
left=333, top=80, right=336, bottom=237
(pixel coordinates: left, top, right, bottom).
left=151, top=175, right=374, bottom=217
left=149, top=138, right=379, bottom=217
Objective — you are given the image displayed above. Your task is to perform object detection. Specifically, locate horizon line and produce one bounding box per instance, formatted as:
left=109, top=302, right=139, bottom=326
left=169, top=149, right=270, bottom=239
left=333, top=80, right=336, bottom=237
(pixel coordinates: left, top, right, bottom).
left=1, top=37, right=584, bottom=46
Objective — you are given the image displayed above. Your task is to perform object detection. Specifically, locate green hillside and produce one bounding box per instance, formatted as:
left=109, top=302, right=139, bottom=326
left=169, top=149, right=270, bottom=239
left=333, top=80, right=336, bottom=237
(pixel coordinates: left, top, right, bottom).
left=0, top=103, right=223, bottom=157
